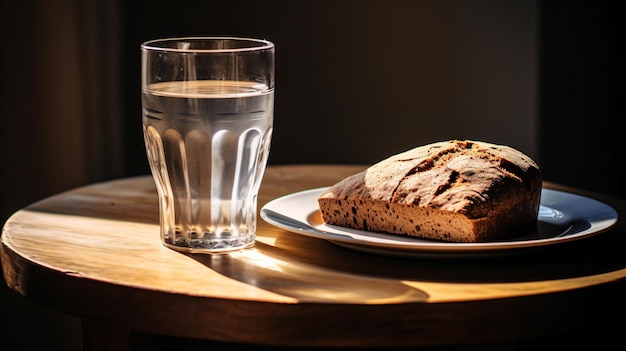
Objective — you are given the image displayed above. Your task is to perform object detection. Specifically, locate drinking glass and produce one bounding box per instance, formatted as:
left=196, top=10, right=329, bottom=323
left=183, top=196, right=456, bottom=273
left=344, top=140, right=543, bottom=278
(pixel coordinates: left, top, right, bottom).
left=141, top=37, right=275, bottom=253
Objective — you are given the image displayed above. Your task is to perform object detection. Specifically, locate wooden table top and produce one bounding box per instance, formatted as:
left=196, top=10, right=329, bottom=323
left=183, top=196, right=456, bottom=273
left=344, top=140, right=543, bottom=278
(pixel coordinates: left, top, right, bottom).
left=2, top=164, right=626, bottom=347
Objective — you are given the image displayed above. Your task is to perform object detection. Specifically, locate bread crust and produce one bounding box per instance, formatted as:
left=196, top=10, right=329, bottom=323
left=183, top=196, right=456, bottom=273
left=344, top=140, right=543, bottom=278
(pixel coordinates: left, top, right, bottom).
left=317, top=140, right=542, bottom=242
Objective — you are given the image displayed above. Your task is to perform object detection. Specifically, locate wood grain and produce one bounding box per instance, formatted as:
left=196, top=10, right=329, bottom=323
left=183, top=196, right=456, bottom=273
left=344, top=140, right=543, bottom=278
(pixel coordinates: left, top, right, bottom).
left=2, top=165, right=626, bottom=347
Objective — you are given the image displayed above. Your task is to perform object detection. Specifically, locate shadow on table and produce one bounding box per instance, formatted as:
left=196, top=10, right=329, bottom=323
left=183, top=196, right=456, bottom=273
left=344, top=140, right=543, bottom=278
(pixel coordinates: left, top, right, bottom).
left=189, top=222, right=626, bottom=289
left=270, top=228, right=626, bottom=283
left=187, top=242, right=430, bottom=304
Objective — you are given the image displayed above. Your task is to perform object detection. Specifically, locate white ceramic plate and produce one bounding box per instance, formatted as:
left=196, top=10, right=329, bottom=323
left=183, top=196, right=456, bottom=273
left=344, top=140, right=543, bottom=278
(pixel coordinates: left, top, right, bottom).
left=260, top=187, right=619, bottom=258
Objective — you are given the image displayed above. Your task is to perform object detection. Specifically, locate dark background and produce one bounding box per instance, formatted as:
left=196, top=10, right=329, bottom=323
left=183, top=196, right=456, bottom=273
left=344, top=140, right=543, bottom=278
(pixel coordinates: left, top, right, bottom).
left=1, top=0, right=623, bottom=349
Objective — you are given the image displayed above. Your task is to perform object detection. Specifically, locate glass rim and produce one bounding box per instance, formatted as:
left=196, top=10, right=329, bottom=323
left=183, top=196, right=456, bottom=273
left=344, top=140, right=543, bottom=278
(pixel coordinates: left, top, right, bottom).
left=141, top=36, right=274, bottom=53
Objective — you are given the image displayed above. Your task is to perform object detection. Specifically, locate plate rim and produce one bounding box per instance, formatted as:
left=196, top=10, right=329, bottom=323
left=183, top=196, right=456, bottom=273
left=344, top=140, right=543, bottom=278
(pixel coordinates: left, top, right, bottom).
left=260, top=187, right=619, bottom=256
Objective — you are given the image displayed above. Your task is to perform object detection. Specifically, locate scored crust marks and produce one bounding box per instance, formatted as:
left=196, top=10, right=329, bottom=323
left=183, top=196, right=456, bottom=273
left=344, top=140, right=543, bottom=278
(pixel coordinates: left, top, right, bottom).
left=387, top=140, right=533, bottom=217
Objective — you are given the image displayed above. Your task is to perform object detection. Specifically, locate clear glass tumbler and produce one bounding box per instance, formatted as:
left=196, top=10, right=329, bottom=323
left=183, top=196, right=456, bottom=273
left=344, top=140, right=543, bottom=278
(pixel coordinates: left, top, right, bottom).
left=141, top=37, right=275, bottom=253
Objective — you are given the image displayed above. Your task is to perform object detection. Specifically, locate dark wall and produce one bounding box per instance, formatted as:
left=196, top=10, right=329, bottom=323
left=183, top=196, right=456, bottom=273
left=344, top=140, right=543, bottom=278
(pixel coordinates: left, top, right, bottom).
left=118, top=0, right=625, bottom=201
left=120, top=0, right=538, bottom=175
left=539, top=1, right=624, bottom=199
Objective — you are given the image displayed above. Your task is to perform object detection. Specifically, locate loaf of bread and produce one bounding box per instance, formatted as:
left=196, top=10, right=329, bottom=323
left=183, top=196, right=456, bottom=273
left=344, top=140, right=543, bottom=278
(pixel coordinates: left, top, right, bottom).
left=318, top=140, right=542, bottom=243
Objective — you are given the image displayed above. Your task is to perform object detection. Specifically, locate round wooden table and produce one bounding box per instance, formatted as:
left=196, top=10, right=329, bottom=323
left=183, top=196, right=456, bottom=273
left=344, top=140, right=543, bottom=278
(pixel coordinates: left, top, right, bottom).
left=2, top=165, right=625, bottom=349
